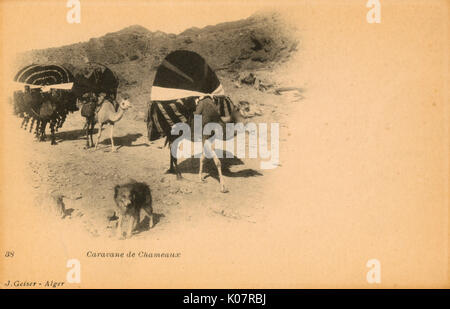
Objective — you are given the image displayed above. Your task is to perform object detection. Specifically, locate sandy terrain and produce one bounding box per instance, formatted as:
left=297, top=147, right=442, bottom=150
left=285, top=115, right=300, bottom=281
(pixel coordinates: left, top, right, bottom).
left=6, top=67, right=298, bottom=240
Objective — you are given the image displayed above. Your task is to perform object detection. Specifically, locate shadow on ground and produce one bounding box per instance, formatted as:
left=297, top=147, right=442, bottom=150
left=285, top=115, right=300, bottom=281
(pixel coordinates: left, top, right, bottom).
left=136, top=213, right=164, bottom=233
left=176, top=150, right=263, bottom=181
left=100, top=133, right=149, bottom=147
left=54, top=128, right=98, bottom=142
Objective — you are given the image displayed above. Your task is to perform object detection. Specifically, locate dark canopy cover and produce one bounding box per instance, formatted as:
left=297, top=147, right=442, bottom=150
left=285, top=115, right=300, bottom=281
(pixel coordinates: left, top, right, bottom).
left=151, top=50, right=223, bottom=101
left=147, top=50, right=230, bottom=141
left=72, top=63, right=119, bottom=99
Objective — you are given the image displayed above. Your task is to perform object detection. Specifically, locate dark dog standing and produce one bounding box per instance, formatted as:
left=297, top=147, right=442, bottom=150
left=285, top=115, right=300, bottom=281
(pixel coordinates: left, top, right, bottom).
left=114, top=181, right=154, bottom=239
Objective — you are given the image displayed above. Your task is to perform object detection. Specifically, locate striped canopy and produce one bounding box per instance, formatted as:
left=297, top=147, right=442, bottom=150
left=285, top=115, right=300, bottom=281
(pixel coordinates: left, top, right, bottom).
left=14, top=64, right=74, bottom=86
left=151, top=50, right=224, bottom=101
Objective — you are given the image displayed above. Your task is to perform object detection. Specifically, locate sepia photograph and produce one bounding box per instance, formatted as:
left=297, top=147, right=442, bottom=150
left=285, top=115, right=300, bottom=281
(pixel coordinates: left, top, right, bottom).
left=0, top=0, right=448, bottom=291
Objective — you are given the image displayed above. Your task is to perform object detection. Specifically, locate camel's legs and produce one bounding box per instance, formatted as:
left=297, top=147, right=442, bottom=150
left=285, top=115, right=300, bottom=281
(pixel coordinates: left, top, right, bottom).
left=50, top=121, right=57, bottom=145
left=110, top=124, right=116, bottom=152
left=165, top=142, right=182, bottom=179
left=167, top=150, right=182, bottom=180
left=54, top=115, right=61, bottom=132
left=42, top=122, right=47, bottom=141
left=25, top=118, right=30, bottom=131
left=95, top=123, right=103, bottom=150
left=57, top=113, right=66, bottom=129
left=206, top=140, right=227, bottom=193
left=85, top=119, right=91, bottom=148
left=172, top=155, right=182, bottom=179
left=34, top=119, right=40, bottom=138
left=21, top=116, right=27, bottom=129
left=89, top=121, right=95, bottom=147
left=29, top=117, right=34, bottom=132
left=169, top=152, right=174, bottom=171
left=199, top=152, right=206, bottom=182
left=39, top=121, right=47, bottom=141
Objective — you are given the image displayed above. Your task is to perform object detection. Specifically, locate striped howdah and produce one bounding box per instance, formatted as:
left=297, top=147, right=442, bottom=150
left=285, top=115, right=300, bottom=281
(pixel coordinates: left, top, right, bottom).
left=14, top=64, right=74, bottom=86
left=146, top=95, right=236, bottom=141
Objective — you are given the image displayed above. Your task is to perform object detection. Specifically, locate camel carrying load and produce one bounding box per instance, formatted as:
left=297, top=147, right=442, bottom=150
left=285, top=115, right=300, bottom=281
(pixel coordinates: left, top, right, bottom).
left=71, top=63, right=131, bottom=151
left=146, top=50, right=247, bottom=192
left=146, top=50, right=238, bottom=141
left=12, top=64, right=78, bottom=144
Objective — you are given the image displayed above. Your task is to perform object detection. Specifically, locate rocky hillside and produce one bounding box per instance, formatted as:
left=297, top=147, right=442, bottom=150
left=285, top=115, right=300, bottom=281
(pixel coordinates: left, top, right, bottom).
left=16, top=11, right=299, bottom=91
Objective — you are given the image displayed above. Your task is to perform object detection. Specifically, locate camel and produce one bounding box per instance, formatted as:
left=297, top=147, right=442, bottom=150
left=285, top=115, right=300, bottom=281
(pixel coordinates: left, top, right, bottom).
left=17, top=87, right=42, bottom=133
left=166, top=96, right=246, bottom=193
left=14, top=88, right=77, bottom=144
left=92, top=95, right=132, bottom=152
left=36, top=99, right=58, bottom=144
left=22, top=90, right=59, bottom=144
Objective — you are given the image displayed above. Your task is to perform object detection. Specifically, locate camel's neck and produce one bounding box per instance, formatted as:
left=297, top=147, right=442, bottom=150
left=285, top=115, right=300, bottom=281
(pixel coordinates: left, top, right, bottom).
left=110, top=107, right=126, bottom=123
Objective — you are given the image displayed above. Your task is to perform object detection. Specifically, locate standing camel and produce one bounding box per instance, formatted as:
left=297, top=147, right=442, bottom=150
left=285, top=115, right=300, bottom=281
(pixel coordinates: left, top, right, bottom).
left=14, top=87, right=77, bottom=144
left=166, top=96, right=246, bottom=193
left=93, top=95, right=132, bottom=152
left=36, top=98, right=58, bottom=144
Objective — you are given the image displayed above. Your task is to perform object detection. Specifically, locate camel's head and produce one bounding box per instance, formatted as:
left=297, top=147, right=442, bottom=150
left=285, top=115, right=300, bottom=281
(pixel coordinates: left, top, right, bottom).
left=221, top=100, right=247, bottom=125
left=231, top=102, right=247, bottom=124
left=98, top=92, right=107, bottom=102
left=118, top=98, right=132, bottom=110
left=236, top=101, right=253, bottom=120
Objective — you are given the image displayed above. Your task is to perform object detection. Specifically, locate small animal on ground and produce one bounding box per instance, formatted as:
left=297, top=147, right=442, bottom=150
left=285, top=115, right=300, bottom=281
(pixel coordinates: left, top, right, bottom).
left=113, top=180, right=154, bottom=239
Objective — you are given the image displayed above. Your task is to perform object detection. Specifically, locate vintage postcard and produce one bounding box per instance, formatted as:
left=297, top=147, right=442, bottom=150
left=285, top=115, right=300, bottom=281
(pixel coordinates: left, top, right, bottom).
left=0, top=0, right=448, bottom=289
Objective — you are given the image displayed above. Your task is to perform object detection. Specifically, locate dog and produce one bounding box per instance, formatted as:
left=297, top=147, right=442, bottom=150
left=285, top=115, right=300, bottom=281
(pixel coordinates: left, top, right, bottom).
left=114, top=180, right=154, bottom=239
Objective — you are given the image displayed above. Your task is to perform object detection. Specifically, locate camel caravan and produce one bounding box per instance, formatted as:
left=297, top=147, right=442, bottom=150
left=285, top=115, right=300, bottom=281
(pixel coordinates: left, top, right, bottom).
left=12, top=50, right=248, bottom=193
left=13, top=64, right=79, bottom=144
